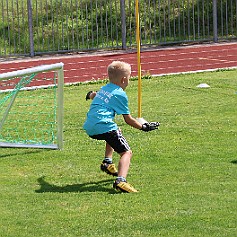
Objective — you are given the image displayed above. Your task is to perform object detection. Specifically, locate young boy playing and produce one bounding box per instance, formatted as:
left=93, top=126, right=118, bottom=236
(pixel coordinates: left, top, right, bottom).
left=83, top=61, right=159, bottom=193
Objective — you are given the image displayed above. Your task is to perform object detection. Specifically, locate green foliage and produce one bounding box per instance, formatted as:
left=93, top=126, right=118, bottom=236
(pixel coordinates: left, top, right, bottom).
left=1, top=0, right=237, bottom=55
left=0, top=70, right=237, bottom=236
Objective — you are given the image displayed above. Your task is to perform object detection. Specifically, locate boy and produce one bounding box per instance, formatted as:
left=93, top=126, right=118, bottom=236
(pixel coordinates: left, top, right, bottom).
left=83, top=61, right=159, bottom=193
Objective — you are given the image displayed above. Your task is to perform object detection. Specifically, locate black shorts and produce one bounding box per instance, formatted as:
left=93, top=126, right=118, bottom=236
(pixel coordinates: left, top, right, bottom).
left=90, top=130, right=130, bottom=154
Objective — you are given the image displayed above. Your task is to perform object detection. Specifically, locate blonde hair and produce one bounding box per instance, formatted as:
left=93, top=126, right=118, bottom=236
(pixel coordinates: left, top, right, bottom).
left=107, top=61, right=131, bottom=83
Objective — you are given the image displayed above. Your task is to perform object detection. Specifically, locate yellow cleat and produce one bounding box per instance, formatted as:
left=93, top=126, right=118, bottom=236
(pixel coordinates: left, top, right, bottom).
left=100, top=162, right=118, bottom=176
left=113, top=180, right=138, bottom=193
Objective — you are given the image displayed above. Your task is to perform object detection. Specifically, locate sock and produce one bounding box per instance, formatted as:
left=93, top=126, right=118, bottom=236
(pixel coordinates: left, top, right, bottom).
left=103, top=157, right=112, bottom=164
left=116, top=176, right=126, bottom=182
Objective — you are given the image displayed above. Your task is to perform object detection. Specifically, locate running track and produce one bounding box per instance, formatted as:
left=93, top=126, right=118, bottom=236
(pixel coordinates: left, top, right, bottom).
left=1, top=42, right=237, bottom=85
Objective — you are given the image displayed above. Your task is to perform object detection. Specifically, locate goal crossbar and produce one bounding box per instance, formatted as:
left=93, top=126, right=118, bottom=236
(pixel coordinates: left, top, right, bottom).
left=0, top=63, right=64, bottom=80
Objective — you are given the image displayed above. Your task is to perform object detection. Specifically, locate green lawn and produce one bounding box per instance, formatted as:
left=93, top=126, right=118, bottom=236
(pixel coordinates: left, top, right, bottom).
left=0, top=70, right=236, bottom=237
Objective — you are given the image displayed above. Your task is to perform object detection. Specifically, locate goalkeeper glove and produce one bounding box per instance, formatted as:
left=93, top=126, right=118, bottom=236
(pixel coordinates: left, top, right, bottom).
left=86, top=91, right=93, bottom=100
left=141, top=122, right=160, bottom=132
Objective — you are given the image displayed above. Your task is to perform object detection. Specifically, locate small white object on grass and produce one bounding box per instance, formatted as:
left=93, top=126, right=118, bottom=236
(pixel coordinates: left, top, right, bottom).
left=196, top=83, right=210, bottom=88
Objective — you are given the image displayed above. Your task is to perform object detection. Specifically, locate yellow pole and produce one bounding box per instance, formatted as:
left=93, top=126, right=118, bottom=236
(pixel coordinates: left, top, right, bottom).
left=135, top=0, right=142, bottom=118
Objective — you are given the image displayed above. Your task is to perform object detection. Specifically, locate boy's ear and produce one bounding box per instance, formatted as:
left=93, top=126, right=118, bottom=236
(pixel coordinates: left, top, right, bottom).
left=121, top=76, right=126, bottom=84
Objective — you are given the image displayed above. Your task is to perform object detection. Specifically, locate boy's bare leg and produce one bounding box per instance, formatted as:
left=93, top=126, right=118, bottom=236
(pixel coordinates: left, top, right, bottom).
left=105, top=142, right=114, bottom=158
left=114, top=150, right=138, bottom=192
left=117, top=150, right=132, bottom=178
left=100, top=142, right=118, bottom=176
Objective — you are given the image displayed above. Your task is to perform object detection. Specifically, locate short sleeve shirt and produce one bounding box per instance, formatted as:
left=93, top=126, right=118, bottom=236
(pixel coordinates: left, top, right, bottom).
left=83, top=83, right=130, bottom=136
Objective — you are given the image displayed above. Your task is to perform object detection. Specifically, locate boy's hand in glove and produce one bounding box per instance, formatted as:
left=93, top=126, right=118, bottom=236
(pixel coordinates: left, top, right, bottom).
left=86, top=91, right=97, bottom=100
left=141, top=122, right=160, bottom=132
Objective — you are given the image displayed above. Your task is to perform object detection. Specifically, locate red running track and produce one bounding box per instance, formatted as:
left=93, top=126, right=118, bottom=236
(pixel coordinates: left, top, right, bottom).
left=1, top=42, right=237, bottom=85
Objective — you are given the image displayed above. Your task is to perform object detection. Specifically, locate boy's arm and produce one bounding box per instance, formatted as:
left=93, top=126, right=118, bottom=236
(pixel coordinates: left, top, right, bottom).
left=123, top=114, right=160, bottom=132
left=123, top=114, right=143, bottom=129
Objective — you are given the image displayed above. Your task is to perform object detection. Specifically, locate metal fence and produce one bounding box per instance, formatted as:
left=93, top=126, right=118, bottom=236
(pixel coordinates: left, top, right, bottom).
left=0, top=0, right=237, bottom=57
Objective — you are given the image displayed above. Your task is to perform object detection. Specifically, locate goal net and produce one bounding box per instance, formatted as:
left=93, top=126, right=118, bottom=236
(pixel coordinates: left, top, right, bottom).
left=0, top=63, right=64, bottom=149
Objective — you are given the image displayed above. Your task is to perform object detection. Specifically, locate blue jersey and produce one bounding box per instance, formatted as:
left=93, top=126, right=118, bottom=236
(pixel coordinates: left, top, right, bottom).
left=83, top=83, right=130, bottom=136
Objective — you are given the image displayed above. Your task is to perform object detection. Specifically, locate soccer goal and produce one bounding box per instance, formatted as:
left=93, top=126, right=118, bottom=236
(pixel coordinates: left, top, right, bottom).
left=0, top=62, right=64, bottom=149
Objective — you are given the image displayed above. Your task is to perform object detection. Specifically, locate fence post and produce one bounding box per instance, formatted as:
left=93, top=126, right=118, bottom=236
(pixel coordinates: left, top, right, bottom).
left=213, top=0, right=218, bottom=42
left=27, top=0, right=34, bottom=56
left=120, top=0, right=126, bottom=50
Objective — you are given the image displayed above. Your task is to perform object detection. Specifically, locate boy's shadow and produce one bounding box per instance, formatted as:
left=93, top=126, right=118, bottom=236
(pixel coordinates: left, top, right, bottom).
left=35, top=176, right=117, bottom=194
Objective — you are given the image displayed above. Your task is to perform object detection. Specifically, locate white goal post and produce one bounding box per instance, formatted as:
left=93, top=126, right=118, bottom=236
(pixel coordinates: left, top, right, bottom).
left=0, top=62, right=64, bottom=149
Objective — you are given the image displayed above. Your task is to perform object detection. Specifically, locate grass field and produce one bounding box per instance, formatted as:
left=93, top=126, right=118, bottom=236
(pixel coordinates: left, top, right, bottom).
left=0, top=70, right=236, bottom=237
